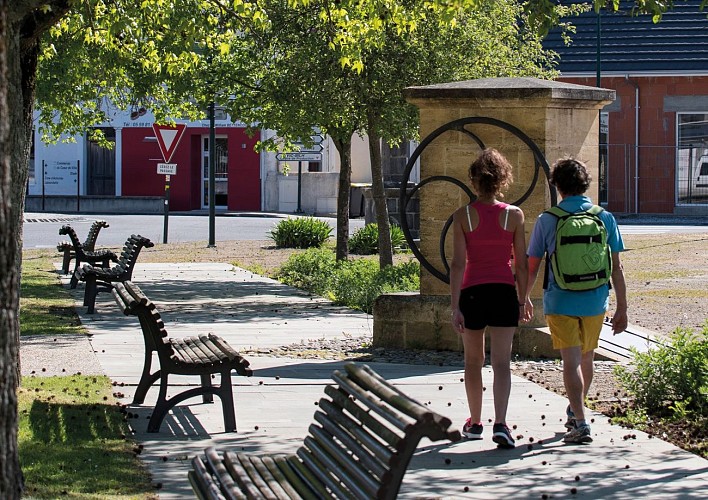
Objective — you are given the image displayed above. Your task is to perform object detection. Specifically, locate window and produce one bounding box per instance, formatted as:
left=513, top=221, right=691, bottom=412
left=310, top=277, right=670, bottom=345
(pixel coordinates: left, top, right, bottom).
left=677, top=113, right=708, bottom=204
left=599, top=112, right=608, bottom=204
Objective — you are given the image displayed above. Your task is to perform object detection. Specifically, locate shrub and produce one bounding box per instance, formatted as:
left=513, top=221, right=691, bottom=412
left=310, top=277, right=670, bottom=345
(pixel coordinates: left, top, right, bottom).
left=349, top=223, right=407, bottom=255
left=330, top=259, right=420, bottom=313
left=330, top=259, right=382, bottom=312
left=614, top=323, right=707, bottom=418
left=275, top=247, right=336, bottom=295
left=269, top=217, right=332, bottom=249
left=274, top=249, right=420, bottom=313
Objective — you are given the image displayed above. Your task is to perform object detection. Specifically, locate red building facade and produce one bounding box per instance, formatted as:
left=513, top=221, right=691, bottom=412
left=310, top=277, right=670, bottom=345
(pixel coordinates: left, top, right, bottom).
left=560, top=75, right=708, bottom=214
left=545, top=1, right=708, bottom=215
left=120, top=125, right=261, bottom=212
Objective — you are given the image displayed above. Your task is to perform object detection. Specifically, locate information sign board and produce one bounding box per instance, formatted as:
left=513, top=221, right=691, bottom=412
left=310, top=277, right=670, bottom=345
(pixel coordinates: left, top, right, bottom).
left=276, top=152, right=322, bottom=161
left=157, top=163, right=177, bottom=175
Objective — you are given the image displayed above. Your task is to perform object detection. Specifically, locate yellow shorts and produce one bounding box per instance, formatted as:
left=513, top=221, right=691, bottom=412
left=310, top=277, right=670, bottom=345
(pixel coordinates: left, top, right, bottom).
left=546, top=314, right=605, bottom=353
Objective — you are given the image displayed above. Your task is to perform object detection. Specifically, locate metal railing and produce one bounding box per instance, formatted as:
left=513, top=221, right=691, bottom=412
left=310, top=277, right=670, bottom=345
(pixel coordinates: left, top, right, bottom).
left=604, top=144, right=708, bottom=213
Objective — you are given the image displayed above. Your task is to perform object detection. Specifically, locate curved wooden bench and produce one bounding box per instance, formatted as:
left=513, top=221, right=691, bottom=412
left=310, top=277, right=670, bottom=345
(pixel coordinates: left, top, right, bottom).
left=57, top=220, right=111, bottom=274
left=59, top=222, right=118, bottom=287
left=112, top=281, right=253, bottom=433
left=189, top=362, right=461, bottom=499
left=76, top=234, right=153, bottom=313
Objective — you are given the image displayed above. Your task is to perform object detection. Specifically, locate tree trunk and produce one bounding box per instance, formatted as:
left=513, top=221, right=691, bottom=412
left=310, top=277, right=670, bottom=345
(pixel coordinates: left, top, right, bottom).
left=2, top=0, right=48, bottom=495
left=1, top=2, right=26, bottom=496
left=366, top=114, right=393, bottom=268
left=332, top=136, right=352, bottom=261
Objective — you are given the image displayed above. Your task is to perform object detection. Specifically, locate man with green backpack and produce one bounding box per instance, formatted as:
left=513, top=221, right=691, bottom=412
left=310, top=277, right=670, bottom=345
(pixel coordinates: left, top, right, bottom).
left=526, top=158, right=628, bottom=444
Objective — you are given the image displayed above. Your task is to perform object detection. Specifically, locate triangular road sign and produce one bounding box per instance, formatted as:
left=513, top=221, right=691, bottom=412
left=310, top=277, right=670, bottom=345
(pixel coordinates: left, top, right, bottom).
left=152, top=123, right=187, bottom=163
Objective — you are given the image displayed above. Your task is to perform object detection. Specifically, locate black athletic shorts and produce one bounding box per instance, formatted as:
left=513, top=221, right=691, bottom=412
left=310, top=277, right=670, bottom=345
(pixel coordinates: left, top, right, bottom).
left=458, top=283, right=520, bottom=330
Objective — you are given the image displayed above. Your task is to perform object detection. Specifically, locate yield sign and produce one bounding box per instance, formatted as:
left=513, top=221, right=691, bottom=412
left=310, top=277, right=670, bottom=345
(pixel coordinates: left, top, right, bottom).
left=152, top=123, right=187, bottom=163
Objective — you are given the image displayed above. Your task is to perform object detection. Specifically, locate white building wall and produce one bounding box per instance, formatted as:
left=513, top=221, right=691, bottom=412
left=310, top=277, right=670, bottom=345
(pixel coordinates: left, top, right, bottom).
left=30, top=133, right=86, bottom=196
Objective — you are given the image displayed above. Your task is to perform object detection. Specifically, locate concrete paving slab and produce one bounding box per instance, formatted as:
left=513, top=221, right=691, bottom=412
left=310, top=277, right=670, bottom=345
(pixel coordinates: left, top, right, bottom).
left=60, top=263, right=707, bottom=499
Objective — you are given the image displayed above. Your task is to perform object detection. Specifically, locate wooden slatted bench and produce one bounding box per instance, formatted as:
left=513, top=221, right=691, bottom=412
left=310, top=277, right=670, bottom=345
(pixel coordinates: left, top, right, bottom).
left=112, top=281, right=253, bottom=433
left=189, top=362, right=461, bottom=499
left=59, top=222, right=118, bottom=287
left=76, top=234, right=154, bottom=313
left=57, top=220, right=111, bottom=275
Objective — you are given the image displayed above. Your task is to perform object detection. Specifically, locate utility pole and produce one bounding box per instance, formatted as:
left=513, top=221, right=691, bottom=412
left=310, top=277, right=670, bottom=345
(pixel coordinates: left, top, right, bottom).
left=208, top=100, right=216, bottom=247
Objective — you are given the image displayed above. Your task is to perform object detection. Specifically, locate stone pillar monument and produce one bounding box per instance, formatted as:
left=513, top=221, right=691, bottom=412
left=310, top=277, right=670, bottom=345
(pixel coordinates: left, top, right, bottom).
left=373, top=78, right=614, bottom=355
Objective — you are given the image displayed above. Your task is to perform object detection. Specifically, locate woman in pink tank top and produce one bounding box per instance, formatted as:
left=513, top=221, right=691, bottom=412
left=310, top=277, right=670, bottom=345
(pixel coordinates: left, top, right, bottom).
left=449, top=148, right=532, bottom=449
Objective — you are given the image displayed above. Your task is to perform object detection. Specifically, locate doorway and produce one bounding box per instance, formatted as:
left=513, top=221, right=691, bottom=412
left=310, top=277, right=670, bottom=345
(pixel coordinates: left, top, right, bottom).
left=87, top=127, right=116, bottom=195
left=202, top=136, right=228, bottom=208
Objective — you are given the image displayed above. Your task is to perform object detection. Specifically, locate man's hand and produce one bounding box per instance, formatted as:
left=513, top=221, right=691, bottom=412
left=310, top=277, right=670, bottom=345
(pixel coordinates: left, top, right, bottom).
left=611, top=309, right=628, bottom=334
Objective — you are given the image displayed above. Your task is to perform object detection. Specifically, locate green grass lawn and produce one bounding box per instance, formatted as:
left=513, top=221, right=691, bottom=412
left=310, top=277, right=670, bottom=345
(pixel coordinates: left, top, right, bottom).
left=19, top=250, right=157, bottom=499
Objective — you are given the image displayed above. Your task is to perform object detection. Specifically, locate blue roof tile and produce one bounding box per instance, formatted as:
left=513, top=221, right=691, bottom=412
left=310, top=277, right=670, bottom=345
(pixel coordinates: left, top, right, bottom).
left=544, top=0, right=708, bottom=74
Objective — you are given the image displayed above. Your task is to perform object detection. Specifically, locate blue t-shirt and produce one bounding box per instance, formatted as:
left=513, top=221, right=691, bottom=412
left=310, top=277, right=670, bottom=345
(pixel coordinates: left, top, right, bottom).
left=527, top=196, right=625, bottom=316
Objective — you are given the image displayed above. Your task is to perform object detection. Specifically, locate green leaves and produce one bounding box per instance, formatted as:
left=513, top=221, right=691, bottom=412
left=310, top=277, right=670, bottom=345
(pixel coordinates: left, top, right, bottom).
left=614, top=323, right=708, bottom=418
left=350, top=223, right=407, bottom=255
left=275, top=248, right=420, bottom=313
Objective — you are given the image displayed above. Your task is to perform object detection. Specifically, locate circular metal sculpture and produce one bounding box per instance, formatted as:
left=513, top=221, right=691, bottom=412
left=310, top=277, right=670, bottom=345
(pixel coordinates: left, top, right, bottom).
left=399, top=116, right=557, bottom=284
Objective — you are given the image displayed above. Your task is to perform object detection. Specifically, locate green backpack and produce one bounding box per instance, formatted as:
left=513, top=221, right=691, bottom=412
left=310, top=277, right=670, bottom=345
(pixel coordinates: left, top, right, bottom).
left=545, top=205, right=612, bottom=291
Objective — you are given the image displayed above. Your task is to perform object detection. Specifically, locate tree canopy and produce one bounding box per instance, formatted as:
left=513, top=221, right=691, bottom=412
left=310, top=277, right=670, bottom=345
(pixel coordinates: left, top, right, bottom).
left=2, top=0, right=704, bottom=497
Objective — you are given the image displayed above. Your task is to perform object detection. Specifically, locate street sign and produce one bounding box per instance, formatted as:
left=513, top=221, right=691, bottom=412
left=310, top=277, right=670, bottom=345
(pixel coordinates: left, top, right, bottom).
left=152, top=123, right=187, bottom=163
left=276, top=152, right=322, bottom=161
left=295, top=134, right=324, bottom=146
left=157, top=163, right=177, bottom=175
left=298, top=144, right=323, bottom=153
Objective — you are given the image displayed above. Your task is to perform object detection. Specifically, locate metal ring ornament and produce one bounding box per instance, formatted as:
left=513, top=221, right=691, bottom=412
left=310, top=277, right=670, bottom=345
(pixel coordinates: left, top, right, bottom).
left=399, top=116, right=557, bottom=284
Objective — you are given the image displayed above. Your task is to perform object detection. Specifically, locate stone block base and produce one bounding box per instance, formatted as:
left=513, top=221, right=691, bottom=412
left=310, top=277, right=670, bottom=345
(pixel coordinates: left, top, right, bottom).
left=373, top=292, right=562, bottom=359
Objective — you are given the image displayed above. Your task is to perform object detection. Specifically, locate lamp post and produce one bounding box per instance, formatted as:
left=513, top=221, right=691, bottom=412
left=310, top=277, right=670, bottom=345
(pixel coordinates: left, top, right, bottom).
left=208, top=100, right=216, bottom=247
left=596, top=10, right=605, bottom=204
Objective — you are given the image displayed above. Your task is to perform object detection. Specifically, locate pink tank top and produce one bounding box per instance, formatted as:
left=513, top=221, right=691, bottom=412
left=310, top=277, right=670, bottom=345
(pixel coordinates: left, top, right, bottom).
left=461, top=201, right=515, bottom=288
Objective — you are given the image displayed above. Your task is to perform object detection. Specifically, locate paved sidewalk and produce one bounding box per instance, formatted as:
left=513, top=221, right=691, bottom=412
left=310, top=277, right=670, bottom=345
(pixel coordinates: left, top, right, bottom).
left=63, top=263, right=707, bottom=499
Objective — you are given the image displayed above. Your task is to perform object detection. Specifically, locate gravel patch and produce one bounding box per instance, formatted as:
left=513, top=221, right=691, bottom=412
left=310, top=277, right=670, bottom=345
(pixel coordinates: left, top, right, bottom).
left=20, top=334, right=104, bottom=377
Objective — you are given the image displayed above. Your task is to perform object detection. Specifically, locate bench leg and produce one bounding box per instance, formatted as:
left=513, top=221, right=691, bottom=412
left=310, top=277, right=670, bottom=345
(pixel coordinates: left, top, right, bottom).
left=148, top=374, right=171, bottom=433
left=61, top=250, right=72, bottom=274
left=219, top=370, right=236, bottom=433
left=148, top=378, right=224, bottom=433
left=133, top=350, right=160, bottom=405
left=84, top=278, right=98, bottom=314
left=200, top=373, right=214, bottom=404
left=146, top=372, right=236, bottom=433
left=70, top=266, right=80, bottom=289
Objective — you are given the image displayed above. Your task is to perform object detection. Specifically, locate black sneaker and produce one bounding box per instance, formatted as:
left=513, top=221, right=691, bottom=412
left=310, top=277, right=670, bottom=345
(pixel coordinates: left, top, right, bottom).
left=492, top=423, right=515, bottom=448
left=462, top=419, right=483, bottom=439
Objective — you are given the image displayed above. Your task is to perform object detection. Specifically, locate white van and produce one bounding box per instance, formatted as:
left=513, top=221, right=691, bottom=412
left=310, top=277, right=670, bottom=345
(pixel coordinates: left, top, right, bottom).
left=695, top=155, right=708, bottom=190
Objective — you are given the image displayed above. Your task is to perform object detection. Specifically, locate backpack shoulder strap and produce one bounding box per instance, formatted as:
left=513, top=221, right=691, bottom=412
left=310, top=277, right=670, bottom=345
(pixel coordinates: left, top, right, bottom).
left=587, top=205, right=604, bottom=216
left=545, top=206, right=569, bottom=219
left=541, top=206, right=569, bottom=290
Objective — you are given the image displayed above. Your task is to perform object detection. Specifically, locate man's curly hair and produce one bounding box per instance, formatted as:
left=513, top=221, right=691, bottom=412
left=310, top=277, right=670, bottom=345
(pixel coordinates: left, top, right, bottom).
left=550, top=158, right=591, bottom=196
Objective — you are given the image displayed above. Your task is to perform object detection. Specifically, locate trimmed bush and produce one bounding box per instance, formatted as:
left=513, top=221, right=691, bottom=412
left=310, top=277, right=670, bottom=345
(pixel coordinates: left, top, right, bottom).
left=349, top=223, right=407, bottom=255
left=269, top=217, right=333, bottom=249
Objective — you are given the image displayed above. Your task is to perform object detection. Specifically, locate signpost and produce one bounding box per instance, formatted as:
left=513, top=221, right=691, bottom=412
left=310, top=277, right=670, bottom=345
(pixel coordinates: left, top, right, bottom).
left=152, top=123, right=186, bottom=243
left=276, top=132, right=325, bottom=213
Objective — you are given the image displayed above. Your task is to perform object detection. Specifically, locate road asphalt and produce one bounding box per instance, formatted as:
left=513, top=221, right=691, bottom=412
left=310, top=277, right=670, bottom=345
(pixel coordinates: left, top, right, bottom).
left=35, top=261, right=707, bottom=499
